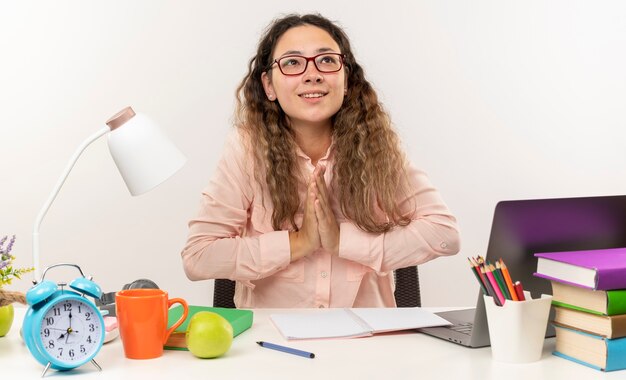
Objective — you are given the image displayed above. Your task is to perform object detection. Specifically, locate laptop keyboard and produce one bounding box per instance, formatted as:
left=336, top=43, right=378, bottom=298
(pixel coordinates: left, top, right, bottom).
left=447, top=322, right=473, bottom=335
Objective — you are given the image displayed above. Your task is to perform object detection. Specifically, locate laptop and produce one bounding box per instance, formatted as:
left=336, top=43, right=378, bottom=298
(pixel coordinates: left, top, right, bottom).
left=419, top=195, right=626, bottom=347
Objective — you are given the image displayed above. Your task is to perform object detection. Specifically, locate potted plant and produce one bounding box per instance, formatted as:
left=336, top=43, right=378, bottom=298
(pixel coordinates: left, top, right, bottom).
left=0, top=235, right=33, bottom=337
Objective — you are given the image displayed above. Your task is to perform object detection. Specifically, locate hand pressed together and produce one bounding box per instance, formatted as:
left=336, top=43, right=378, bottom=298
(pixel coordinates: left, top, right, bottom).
left=312, top=165, right=340, bottom=255
left=288, top=165, right=340, bottom=261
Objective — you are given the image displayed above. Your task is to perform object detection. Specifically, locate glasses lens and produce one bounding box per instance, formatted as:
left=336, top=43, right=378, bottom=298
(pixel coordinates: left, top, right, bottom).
left=278, top=56, right=307, bottom=75
left=315, top=54, right=342, bottom=73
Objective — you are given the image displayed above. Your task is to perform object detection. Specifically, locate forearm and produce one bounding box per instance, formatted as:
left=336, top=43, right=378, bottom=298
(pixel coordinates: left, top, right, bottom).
left=181, top=229, right=291, bottom=281
left=338, top=214, right=460, bottom=273
left=338, top=165, right=460, bottom=273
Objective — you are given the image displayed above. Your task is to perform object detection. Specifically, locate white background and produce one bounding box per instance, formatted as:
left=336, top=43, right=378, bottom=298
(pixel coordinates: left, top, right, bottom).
left=1, top=1, right=625, bottom=307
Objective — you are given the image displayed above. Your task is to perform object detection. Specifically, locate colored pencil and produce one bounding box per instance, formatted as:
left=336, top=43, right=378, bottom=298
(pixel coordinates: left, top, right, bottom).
left=467, top=258, right=488, bottom=295
left=471, top=257, right=491, bottom=291
left=476, top=255, right=503, bottom=306
left=484, top=265, right=506, bottom=305
left=514, top=281, right=526, bottom=301
left=492, top=262, right=512, bottom=300
left=480, top=266, right=502, bottom=306
left=473, top=258, right=490, bottom=292
left=257, top=341, right=315, bottom=359
left=475, top=255, right=485, bottom=266
left=490, top=263, right=511, bottom=300
left=499, top=259, right=519, bottom=301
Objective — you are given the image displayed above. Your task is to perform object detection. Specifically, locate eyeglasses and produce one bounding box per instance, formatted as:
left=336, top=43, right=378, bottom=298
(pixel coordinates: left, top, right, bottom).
left=271, top=53, right=345, bottom=76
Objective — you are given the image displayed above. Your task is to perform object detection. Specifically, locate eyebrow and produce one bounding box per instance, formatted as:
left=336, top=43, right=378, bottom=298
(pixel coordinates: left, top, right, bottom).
left=277, top=47, right=338, bottom=58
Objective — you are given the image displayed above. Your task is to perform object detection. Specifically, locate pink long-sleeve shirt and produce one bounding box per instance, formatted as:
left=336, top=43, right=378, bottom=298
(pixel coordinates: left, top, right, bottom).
left=181, top=133, right=460, bottom=308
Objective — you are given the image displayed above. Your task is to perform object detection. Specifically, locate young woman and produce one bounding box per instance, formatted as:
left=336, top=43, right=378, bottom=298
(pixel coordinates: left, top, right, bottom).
left=181, top=14, right=460, bottom=308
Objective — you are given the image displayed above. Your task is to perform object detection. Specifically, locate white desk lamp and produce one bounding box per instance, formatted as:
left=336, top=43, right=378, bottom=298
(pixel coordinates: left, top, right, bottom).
left=32, top=107, right=186, bottom=280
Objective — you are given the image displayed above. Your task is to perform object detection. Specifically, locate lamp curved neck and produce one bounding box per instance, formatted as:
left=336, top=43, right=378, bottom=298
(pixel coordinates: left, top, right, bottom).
left=32, top=126, right=110, bottom=280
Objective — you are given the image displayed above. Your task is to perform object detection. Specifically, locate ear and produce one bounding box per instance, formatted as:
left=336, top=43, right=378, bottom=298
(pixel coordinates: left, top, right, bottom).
left=261, top=72, right=275, bottom=100
left=343, top=75, right=348, bottom=96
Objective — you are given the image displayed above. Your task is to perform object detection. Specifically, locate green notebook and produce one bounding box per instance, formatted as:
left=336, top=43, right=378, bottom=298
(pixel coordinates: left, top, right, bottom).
left=164, top=305, right=253, bottom=351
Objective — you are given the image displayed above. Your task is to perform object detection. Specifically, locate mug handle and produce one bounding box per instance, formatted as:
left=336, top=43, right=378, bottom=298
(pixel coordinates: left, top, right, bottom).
left=163, top=298, right=189, bottom=344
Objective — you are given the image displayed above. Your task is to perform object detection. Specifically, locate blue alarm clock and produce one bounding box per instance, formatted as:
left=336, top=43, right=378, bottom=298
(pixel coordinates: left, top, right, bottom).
left=23, top=263, right=105, bottom=377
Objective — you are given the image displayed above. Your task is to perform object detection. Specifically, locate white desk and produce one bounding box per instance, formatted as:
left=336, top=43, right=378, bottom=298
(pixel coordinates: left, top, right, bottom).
left=0, top=307, right=622, bottom=379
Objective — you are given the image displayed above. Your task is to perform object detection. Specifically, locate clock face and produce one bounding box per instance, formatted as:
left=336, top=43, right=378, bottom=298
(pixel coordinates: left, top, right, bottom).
left=39, top=298, right=103, bottom=364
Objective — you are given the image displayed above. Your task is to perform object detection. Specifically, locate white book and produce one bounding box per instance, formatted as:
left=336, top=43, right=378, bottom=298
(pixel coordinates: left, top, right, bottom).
left=270, top=308, right=452, bottom=340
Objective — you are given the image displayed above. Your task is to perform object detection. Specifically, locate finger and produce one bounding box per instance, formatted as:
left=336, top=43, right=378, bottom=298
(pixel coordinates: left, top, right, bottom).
left=308, top=180, right=316, bottom=199
left=314, top=169, right=331, bottom=211
left=304, top=186, right=317, bottom=222
left=302, top=186, right=320, bottom=240
left=313, top=164, right=326, bottom=183
left=315, top=200, right=335, bottom=235
left=300, top=181, right=314, bottom=226
left=315, top=186, right=330, bottom=218
left=313, top=164, right=325, bottom=178
left=314, top=199, right=326, bottom=222
left=312, top=182, right=332, bottom=223
left=312, top=164, right=326, bottom=188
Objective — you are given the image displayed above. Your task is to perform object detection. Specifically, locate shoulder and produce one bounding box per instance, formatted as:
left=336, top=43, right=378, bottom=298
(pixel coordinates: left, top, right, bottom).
left=219, top=128, right=262, bottom=181
left=220, top=129, right=254, bottom=164
left=223, top=129, right=247, bottom=156
left=402, top=159, right=434, bottom=191
left=404, top=159, right=426, bottom=176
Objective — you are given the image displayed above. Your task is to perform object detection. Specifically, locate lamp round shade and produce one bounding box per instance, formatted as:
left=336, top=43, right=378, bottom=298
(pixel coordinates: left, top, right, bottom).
left=107, top=112, right=186, bottom=196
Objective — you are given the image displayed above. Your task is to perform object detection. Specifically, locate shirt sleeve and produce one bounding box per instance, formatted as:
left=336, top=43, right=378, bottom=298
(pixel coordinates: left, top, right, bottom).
left=337, top=164, right=460, bottom=274
left=180, top=133, right=291, bottom=283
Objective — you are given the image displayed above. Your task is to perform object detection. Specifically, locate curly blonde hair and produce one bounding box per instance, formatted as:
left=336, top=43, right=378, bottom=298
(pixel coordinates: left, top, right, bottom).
left=235, top=14, right=412, bottom=233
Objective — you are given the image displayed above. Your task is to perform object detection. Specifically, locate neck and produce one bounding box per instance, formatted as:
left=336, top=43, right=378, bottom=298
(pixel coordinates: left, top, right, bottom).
left=292, top=122, right=332, bottom=166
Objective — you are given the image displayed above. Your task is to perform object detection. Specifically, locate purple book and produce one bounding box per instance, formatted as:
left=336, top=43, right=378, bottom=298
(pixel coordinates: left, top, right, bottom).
left=534, top=247, right=626, bottom=290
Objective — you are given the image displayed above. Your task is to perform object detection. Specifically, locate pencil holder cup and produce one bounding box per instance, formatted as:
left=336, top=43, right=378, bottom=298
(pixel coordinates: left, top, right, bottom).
left=483, top=291, right=552, bottom=363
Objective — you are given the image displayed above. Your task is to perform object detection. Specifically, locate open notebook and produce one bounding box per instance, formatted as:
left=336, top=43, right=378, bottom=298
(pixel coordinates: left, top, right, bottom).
left=270, top=308, right=451, bottom=340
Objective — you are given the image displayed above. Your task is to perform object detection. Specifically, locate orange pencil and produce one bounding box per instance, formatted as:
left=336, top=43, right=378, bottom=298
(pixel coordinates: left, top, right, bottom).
left=499, top=259, right=518, bottom=301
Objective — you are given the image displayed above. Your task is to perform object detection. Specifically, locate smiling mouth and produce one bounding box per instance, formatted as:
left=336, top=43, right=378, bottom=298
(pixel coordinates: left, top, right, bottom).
left=299, top=93, right=327, bottom=98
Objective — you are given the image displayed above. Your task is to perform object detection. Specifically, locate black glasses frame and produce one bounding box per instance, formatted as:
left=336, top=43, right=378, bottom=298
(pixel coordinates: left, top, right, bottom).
left=271, top=53, right=345, bottom=76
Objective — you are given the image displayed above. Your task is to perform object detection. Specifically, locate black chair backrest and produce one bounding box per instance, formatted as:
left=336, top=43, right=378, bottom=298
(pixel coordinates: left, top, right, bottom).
left=213, top=265, right=420, bottom=308
left=213, top=278, right=237, bottom=309
left=393, top=266, right=421, bottom=307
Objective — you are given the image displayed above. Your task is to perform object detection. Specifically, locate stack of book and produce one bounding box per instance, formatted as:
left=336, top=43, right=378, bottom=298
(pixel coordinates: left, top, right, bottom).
left=534, top=247, right=626, bottom=372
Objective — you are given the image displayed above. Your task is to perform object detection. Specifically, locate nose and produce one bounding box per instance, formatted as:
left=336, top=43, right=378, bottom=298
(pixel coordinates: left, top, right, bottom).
left=302, top=61, right=324, bottom=83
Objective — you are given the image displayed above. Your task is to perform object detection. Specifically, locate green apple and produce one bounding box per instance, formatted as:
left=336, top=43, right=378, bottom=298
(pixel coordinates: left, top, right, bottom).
left=186, top=311, right=233, bottom=358
left=0, top=303, right=15, bottom=337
